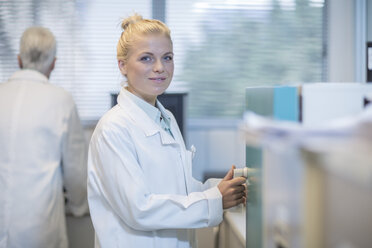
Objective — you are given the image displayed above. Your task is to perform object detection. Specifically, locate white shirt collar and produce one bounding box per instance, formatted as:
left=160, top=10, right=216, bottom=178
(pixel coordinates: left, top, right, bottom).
left=9, top=69, right=49, bottom=84
left=123, top=88, right=172, bottom=130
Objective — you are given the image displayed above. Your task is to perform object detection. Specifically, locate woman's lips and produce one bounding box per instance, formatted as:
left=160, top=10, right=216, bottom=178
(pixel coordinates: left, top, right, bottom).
left=149, top=77, right=166, bottom=81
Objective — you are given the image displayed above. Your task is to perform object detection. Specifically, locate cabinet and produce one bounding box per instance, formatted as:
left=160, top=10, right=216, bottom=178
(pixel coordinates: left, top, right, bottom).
left=244, top=83, right=372, bottom=248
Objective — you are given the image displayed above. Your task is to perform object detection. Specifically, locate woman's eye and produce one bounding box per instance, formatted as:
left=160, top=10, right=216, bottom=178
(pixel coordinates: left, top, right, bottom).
left=140, top=56, right=151, bottom=61
left=164, top=55, right=173, bottom=61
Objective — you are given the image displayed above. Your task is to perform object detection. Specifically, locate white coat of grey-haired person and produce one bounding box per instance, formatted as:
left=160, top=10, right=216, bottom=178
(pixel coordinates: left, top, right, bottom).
left=0, top=26, right=88, bottom=248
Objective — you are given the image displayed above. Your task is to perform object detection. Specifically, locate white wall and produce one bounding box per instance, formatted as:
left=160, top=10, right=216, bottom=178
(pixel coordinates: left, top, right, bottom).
left=327, top=0, right=355, bottom=82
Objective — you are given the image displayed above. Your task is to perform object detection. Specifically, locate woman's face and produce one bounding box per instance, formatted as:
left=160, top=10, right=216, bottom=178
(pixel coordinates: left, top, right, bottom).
left=119, top=34, right=174, bottom=105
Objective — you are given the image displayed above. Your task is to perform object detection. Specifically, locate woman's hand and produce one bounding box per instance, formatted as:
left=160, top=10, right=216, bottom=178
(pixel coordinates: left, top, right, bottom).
left=217, top=165, right=247, bottom=209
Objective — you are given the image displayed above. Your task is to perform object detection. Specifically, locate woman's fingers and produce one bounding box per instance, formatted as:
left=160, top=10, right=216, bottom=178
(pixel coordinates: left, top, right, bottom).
left=229, top=176, right=246, bottom=186
left=218, top=168, right=250, bottom=209
left=223, top=165, right=236, bottom=180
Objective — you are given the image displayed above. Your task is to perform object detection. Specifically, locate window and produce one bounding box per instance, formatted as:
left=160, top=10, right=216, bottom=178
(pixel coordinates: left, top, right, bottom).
left=168, top=0, right=326, bottom=118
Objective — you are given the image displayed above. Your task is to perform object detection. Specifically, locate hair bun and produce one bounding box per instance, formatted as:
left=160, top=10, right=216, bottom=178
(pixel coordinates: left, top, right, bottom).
left=121, top=13, right=143, bottom=30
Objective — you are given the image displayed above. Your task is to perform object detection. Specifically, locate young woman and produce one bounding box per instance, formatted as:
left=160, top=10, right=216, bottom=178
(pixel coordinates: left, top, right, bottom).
left=87, top=14, right=247, bottom=248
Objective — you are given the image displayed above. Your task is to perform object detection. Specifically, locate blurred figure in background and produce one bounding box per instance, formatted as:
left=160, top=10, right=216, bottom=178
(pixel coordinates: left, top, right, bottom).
left=0, top=26, right=88, bottom=248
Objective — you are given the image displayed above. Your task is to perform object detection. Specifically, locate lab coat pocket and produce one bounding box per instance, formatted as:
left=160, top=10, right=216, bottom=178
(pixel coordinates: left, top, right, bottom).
left=185, top=145, right=196, bottom=169
left=190, top=145, right=196, bottom=159
left=183, top=150, right=193, bottom=194
left=185, top=150, right=193, bottom=171
left=184, top=145, right=197, bottom=192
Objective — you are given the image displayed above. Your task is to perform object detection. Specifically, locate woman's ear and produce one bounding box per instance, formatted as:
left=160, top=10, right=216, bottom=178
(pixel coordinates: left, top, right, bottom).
left=17, top=55, right=23, bottom=69
left=118, top=60, right=127, bottom=75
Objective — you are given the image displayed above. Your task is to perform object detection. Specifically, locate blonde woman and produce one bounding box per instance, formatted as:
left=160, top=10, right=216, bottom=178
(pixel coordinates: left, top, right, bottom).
left=88, top=14, right=247, bottom=248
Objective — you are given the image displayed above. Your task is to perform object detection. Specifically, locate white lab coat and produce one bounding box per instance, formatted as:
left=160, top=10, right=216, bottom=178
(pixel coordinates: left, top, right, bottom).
left=88, top=88, right=223, bottom=248
left=0, top=70, right=88, bottom=248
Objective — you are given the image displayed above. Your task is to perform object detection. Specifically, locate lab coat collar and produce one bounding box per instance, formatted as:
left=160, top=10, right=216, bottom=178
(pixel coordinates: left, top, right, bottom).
left=156, top=99, right=172, bottom=128
left=117, top=88, right=177, bottom=145
left=8, top=69, right=49, bottom=84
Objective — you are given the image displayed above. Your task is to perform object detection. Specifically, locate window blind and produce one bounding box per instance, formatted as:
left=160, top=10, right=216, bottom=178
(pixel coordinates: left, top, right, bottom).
left=0, top=0, right=326, bottom=120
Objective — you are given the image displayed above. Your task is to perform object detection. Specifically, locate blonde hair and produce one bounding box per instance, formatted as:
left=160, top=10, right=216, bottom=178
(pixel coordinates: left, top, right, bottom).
left=117, top=14, right=171, bottom=62
left=19, top=26, right=56, bottom=75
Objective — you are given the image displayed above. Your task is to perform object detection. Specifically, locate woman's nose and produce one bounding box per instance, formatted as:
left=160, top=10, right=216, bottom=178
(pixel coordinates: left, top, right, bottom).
left=153, top=60, right=164, bottom=73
